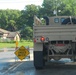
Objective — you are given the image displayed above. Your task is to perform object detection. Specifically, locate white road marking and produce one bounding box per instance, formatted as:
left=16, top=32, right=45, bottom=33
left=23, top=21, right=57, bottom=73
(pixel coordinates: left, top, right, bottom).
left=3, top=62, right=23, bottom=74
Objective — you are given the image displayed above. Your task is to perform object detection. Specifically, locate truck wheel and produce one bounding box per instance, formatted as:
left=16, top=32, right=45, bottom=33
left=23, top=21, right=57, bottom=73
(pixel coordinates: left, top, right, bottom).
left=34, top=51, right=44, bottom=69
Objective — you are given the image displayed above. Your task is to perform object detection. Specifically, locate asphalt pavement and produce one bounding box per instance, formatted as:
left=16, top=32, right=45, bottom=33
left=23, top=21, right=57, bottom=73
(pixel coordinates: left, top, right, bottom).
left=0, top=48, right=76, bottom=75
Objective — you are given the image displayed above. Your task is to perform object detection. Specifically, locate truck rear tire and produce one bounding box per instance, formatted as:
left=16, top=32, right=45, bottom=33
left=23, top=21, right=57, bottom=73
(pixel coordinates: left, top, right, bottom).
left=73, top=43, right=76, bottom=62
left=34, top=51, right=44, bottom=69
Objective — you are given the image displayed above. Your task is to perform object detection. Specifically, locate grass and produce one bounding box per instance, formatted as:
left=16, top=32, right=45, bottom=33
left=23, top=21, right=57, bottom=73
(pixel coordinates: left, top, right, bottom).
left=0, top=40, right=33, bottom=48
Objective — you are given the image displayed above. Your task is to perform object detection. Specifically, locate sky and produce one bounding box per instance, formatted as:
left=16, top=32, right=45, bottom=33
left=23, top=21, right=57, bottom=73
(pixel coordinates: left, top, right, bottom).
left=0, top=0, right=43, bottom=10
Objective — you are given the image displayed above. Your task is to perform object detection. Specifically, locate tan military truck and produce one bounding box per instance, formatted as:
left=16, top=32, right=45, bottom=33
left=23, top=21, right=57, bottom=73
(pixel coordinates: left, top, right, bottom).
left=33, top=15, right=76, bottom=69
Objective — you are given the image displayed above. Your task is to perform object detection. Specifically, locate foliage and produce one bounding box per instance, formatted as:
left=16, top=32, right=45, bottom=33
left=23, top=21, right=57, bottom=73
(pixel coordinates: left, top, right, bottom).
left=62, top=0, right=76, bottom=15
left=39, top=0, right=63, bottom=16
left=0, top=9, right=21, bottom=31
left=20, top=26, right=33, bottom=40
left=20, top=4, right=40, bottom=28
left=39, top=0, right=76, bottom=16
left=0, top=40, right=33, bottom=48
left=0, top=1, right=76, bottom=40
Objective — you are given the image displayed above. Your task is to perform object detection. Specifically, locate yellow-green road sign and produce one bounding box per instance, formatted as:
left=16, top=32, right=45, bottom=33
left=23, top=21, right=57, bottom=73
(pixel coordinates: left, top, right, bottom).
left=14, top=46, right=30, bottom=60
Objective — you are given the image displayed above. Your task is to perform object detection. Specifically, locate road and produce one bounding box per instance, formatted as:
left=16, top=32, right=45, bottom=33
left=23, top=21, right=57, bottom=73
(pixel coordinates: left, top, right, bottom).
left=0, top=48, right=76, bottom=75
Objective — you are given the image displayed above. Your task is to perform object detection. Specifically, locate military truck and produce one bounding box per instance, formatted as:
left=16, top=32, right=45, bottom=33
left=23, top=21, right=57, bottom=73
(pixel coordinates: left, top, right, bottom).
left=33, top=15, right=76, bottom=69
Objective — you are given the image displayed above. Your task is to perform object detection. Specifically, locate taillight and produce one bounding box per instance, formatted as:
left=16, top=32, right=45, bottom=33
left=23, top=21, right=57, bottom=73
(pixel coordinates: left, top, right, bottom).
left=40, top=36, right=45, bottom=42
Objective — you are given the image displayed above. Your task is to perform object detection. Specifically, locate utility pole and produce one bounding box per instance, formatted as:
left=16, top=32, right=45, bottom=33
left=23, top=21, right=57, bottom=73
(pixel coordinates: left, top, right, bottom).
left=55, top=0, right=57, bottom=16
left=53, top=0, right=57, bottom=16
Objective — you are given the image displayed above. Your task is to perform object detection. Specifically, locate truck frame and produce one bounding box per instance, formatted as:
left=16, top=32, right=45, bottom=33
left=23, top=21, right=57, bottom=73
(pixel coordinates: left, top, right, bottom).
left=33, top=16, right=76, bottom=69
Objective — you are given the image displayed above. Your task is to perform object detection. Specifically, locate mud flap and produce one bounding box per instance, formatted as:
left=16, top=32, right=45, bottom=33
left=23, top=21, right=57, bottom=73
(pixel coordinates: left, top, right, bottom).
left=34, top=51, right=44, bottom=69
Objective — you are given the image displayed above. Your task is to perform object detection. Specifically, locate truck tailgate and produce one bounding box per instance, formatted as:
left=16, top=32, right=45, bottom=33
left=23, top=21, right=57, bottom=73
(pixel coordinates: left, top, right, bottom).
left=33, top=25, right=76, bottom=42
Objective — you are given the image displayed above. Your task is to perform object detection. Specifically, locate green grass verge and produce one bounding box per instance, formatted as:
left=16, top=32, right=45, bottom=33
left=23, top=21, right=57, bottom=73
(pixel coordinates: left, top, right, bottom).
left=0, top=41, right=33, bottom=48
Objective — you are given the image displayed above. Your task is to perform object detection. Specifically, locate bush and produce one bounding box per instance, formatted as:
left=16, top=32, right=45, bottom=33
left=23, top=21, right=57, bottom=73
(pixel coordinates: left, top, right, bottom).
left=0, top=38, right=15, bottom=43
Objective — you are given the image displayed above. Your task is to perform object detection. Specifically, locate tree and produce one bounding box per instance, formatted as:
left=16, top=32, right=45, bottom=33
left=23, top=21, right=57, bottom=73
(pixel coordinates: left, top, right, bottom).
left=39, top=0, right=64, bottom=16
left=39, top=0, right=76, bottom=16
left=20, top=4, right=40, bottom=28
left=0, top=9, right=21, bottom=31
left=62, top=0, right=76, bottom=16
left=39, top=0, right=54, bottom=16
left=20, top=26, right=33, bottom=40
left=7, top=20, right=16, bottom=31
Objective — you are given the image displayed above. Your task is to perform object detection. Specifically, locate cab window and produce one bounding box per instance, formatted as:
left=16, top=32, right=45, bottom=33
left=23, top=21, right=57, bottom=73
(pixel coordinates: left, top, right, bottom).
left=54, top=18, right=59, bottom=23
left=61, top=18, right=65, bottom=23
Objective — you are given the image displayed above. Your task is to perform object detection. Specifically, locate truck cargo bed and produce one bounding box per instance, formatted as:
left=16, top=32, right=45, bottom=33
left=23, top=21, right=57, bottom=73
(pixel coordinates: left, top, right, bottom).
left=33, top=25, right=76, bottom=42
